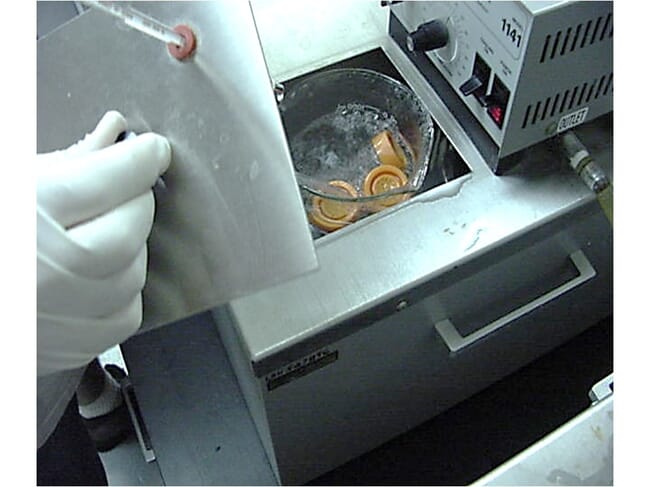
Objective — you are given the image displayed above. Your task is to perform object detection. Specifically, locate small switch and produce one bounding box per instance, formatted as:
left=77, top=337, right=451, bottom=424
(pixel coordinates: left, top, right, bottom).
left=460, top=53, right=491, bottom=105
left=460, top=76, right=483, bottom=96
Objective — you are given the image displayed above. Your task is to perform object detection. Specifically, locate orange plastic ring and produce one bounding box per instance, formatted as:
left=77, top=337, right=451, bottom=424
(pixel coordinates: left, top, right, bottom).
left=309, top=180, right=360, bottom=232
left=362, top=164, right=410, bottom=211
left=371, top=130, right=407, bottom=169
left=167, top=25, right=197, bottom=60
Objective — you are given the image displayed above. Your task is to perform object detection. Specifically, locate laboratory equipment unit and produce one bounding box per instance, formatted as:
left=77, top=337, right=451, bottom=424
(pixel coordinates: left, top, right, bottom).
left=389, top=0, right=613, bottom=173
left=212, top=1, right=613, bottom=484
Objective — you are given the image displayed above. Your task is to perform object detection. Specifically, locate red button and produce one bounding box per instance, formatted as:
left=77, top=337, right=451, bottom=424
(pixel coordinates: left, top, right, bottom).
left=488, top=105, right=504, bottom=126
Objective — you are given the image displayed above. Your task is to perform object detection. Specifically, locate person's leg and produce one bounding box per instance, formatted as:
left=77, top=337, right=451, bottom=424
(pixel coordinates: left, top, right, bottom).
left=76, top=358, right=109, bottom=405
left=37, top=395, right=108, bottom=486
left=76, top=358, right=133, bottom=452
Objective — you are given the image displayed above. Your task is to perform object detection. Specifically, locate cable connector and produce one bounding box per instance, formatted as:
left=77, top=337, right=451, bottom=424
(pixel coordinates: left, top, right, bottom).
left=559, top=130, right=612, bottom=224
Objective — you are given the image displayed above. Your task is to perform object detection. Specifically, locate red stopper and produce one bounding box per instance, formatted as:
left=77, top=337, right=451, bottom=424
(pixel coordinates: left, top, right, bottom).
left=167, top=24, right=196, bottom=60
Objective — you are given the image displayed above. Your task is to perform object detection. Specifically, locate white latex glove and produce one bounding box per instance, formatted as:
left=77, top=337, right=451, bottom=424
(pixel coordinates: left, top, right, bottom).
left=37, top=111, right=171, bottom=376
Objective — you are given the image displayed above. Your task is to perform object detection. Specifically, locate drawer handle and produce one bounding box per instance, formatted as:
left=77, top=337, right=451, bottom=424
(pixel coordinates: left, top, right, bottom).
left=434, top=250, right=596, bottom=352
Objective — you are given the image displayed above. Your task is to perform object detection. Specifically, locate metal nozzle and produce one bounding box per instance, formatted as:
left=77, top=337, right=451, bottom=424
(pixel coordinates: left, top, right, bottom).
left=559, top=130, right=610, bottom=194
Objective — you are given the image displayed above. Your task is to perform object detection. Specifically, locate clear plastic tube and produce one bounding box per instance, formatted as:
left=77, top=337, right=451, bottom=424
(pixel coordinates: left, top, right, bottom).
left=82, top=1, right=185, bottom=47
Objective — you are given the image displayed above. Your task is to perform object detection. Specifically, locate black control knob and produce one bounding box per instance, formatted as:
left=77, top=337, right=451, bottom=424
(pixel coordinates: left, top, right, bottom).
left=406, top=20, right=449, bottom=52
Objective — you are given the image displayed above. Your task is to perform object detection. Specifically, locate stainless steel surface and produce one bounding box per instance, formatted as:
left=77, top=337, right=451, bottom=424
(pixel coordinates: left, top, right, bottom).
left=473, top=395, right=613, bottom=485
left=250, top=0, right=387, bottom=82
left=433, top=250, right=596, bottom=352
left=390, top=1, right=613, bottom=169
left=37, top=1, right=81, bottom=38
left=120, top=312, right=278, bottom=486
left=37, top=1, right=318, bottom=330
left=218, top=204, right=612, bottom=484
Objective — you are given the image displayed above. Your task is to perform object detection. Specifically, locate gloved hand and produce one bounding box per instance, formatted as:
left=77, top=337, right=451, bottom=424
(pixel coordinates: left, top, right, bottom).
left=37, top=111, right=171, bottom=376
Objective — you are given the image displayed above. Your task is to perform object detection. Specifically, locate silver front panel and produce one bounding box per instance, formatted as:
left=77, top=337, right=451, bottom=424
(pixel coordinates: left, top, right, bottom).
left=508, top=1, right=613, bottom=156
left=391, top=1, right=613, bottom=159
left=392, top=1, right=537, bottom=147
left=37, top=1, right=318, bottom=329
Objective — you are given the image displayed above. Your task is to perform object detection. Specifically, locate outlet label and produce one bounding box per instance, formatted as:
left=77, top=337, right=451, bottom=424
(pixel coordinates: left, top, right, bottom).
left=557, top=107, right=589, bottom=133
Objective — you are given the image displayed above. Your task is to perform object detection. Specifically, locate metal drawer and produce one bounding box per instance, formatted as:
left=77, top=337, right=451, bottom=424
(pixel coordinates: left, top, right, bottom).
left=215, top=201, right=612, bottom=485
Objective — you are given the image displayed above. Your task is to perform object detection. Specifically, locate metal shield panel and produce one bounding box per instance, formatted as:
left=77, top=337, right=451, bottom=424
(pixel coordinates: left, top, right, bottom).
left=37, top=1, right=318, bottom=329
